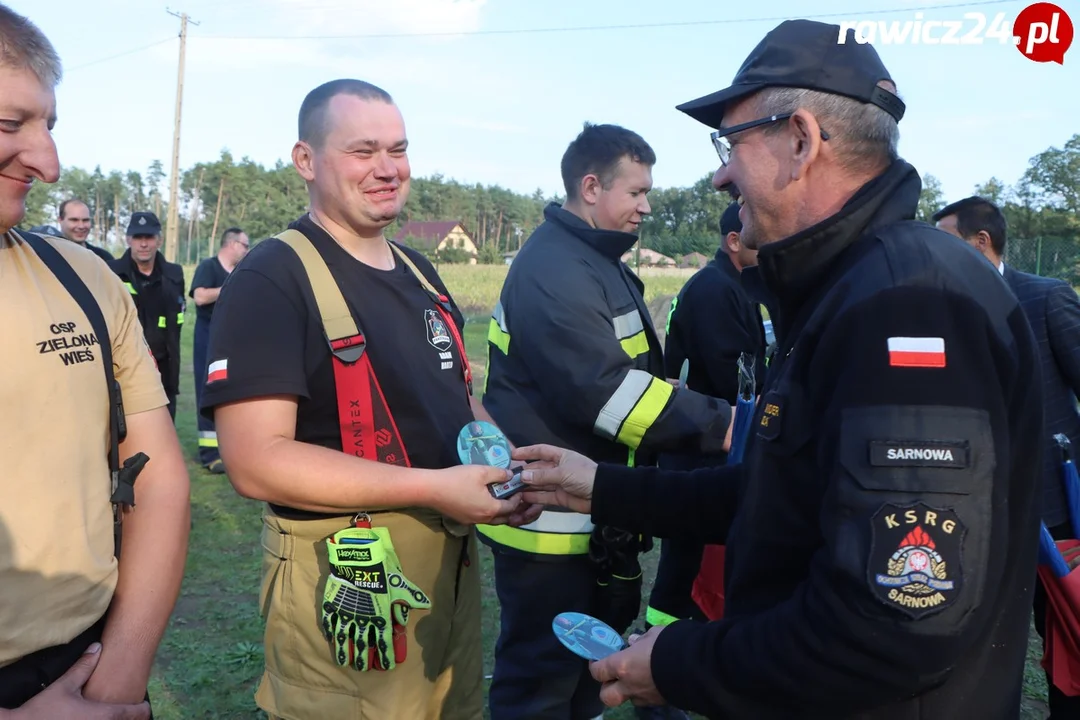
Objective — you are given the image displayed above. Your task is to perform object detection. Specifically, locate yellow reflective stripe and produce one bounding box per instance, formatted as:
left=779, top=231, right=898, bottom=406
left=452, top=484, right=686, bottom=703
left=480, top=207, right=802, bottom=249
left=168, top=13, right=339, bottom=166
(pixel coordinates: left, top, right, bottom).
left=477, top=525, right=591, bottom=555
left=619, top=331, right=649, bottom=359
left=614, top=311, right=648, bottom=357
left=157, top=312, right=184, bottom=328
left=594, top=369, right=674, bottom=449
left=123, top=282, right=137, bottom=295
left=596, top=370, right=652, bottom=438
left=487, top=318, right=510, bottom=355
left=646, top=606, right=682, bottom=627
left=616, top=377, right=673, bottom=449
left=198, top=432, right=218, bottom=448
left=665, top=296, right=678, bottom=334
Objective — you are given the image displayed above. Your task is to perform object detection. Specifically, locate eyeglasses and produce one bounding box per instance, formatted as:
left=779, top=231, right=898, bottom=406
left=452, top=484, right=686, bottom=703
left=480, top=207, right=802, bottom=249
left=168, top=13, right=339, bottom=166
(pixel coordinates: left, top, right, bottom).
left=710, top=113, right=830, bottom=166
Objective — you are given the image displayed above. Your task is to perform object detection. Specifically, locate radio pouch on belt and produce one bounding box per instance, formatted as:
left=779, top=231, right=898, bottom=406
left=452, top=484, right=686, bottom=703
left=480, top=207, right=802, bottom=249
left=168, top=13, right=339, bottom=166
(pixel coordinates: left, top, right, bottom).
left=23, top=232, right=147, bottom=559
left=276, top=229, right=474, bottom=671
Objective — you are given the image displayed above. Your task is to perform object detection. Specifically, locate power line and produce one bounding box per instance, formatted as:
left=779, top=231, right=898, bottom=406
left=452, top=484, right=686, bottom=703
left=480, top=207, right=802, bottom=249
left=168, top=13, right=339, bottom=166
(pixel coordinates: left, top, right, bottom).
left=195, top=0, right=1023, bottom=41
left=66, top=37, right=176, bottom=72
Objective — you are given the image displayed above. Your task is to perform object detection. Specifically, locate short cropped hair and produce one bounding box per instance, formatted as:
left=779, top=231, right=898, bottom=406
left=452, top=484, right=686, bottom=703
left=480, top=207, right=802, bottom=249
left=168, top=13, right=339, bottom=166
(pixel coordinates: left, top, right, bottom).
left=932, top=196, right=1008, bottom=255
left=58, top=198, right=88, bottom=219
left=221, top=226, right=244, bottom=245
left=298, top=79, right=393, bottom=149
left=560, top=123, right=656, bottom=201
left=0, top=3, right=62, bottom=87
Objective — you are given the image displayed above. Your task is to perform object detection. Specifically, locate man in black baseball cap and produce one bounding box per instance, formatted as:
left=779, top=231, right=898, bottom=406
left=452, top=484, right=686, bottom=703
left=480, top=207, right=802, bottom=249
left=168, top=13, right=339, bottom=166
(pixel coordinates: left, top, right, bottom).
left=513, top=18, right=1043, bottom=720
left=111, top=211, right=187, bottom=420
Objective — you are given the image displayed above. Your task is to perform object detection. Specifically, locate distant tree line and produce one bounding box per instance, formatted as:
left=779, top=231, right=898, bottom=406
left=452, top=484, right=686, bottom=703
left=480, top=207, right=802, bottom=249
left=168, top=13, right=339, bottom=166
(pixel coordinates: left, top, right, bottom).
left=916, top=134, right=1080, bottom=283
left=22, top=135, right=1079, bottom=279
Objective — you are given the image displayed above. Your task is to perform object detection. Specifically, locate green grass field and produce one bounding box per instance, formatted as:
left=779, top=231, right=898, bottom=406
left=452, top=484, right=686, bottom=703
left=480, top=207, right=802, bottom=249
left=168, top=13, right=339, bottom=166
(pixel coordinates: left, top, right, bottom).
left=146, top=265, right=1049, bottom=719
left=435, top=263, right=695, bottom=317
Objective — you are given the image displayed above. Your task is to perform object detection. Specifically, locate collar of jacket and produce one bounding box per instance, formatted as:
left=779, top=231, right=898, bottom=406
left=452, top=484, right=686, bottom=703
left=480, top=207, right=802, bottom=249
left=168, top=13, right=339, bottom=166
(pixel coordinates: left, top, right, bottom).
left=711, top=249, right=740, bottom=281
left=118, top=248, right=165, bottom=278
left=755, top=158, right=921, bottom=312
left=543, top=202, right=641, bottom=260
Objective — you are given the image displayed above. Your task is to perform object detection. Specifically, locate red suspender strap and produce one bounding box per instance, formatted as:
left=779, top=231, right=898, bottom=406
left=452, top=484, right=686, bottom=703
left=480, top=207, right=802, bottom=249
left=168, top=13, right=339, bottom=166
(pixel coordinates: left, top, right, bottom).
left=277, top=229, right=411, bottom=467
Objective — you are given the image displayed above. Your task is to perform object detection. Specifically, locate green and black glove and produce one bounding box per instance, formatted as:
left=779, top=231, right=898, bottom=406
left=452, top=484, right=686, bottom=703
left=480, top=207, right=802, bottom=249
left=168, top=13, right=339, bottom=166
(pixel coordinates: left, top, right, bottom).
left=320, top=524, right=431, bottom=672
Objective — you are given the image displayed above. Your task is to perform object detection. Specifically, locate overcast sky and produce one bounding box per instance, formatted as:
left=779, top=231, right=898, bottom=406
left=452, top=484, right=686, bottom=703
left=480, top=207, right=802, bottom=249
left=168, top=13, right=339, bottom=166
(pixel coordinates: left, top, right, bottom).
left=19, top=0, right=1078, bottom=202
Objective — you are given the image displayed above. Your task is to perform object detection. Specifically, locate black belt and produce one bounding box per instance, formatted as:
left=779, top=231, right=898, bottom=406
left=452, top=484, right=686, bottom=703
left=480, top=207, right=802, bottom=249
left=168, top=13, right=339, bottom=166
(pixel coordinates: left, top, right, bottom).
left=0, top=615, right=106, bottom=708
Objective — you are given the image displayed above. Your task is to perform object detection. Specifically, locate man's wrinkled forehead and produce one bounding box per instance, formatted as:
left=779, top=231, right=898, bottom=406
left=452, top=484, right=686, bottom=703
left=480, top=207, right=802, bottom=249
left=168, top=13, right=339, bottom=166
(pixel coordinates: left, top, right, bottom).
left=717, top=94, right=760, bottom=132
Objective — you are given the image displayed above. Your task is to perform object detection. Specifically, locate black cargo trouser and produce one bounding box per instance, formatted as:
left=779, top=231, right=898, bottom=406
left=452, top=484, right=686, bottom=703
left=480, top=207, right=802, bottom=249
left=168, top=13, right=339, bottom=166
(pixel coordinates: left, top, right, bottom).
left=647, top=537, right=708, bottom=626
left=193, top=317, right=220, bottom=465
left=0, top=615, right=152, bottom=714
left=488, top=549, right=605, bottom=720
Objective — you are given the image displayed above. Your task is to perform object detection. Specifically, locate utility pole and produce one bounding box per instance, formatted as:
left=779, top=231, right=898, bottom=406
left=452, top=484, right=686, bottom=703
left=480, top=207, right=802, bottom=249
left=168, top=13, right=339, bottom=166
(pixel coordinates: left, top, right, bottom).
left=164, top=9, right=198, bottom=263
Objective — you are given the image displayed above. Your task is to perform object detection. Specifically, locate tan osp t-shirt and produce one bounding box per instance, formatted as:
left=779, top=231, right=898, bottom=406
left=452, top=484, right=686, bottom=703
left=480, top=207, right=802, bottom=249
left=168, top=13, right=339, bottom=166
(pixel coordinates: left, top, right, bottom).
left=0, top=230, right=168, bottom=667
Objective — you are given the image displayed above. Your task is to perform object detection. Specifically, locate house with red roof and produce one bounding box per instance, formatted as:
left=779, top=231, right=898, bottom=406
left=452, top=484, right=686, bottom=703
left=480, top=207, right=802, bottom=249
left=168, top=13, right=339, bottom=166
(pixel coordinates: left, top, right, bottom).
left=393, top=220, right=478, bottom=260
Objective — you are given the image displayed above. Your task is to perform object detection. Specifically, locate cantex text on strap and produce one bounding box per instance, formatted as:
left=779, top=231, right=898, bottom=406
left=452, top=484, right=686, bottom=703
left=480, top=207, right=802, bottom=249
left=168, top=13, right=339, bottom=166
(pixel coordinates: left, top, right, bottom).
left=276, top=229, right=473, bottom=467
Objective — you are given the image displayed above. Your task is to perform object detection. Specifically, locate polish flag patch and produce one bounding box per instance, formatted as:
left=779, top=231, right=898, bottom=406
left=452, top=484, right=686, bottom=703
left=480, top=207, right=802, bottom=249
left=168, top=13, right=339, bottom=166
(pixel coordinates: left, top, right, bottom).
left=207, top=359, right=228, bottom=383
left=887, top=337, right=946, bottom=368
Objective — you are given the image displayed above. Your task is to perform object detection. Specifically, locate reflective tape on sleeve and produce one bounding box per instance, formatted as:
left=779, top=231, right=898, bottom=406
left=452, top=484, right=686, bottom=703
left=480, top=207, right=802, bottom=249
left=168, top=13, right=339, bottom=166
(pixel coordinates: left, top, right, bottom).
left=488, top=302, right=510, bottom=355
left=613, top=310, right=648, bottom=359
left=665, top=296, right=678, bottom=334
left=619, top=333, right=649, bottom=359
left=612, top=310, right=644, bottom=339
left=594, top=370, right=674, bottom=450
left=477, top=511, right=594, bottom=555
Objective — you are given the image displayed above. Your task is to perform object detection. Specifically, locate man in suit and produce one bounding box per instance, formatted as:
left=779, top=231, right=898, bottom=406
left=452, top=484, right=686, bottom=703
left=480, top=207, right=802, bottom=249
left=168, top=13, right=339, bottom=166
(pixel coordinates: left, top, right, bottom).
left=935, top=195, right=1080, bottom=717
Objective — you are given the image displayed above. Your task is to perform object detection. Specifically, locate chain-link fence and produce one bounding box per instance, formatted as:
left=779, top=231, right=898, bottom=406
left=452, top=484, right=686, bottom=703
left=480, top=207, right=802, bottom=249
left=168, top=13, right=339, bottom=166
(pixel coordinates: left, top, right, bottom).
left=1005, top=237, right=1080, bottom=286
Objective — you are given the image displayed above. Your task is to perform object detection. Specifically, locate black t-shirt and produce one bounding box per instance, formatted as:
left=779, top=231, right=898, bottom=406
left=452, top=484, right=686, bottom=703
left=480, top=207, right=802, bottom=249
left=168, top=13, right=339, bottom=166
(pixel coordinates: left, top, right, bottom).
left=200, top=215, right=475, bottom=518
left=189, top=256, right=230, bottom=323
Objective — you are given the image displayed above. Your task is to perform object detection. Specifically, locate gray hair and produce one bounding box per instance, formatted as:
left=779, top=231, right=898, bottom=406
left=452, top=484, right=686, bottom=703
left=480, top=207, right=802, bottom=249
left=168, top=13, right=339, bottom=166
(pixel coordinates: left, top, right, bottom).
left=0, top=3, right=62, bottom=87
left=756, top=82, right=899, bottom=175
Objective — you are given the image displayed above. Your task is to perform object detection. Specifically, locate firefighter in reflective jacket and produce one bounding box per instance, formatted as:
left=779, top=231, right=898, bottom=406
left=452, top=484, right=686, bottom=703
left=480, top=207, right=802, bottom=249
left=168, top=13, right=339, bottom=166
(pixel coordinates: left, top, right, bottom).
left=480, top=124, right=733, bottom=720
left=111, top=211, right=186, bottom=420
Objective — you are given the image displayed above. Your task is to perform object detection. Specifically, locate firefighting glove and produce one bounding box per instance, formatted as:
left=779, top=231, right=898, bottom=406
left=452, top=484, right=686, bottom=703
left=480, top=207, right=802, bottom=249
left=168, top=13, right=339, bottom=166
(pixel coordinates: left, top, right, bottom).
left=320, top=525, right=431, bottom=672
left=588, top=525, right=645, bottom=635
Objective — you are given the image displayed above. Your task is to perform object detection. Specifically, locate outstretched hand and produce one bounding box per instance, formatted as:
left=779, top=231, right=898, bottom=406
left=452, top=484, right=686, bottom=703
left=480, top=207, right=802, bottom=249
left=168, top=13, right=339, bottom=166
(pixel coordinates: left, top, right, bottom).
left=512, top=444, right=598, bottom=515
left=590, top=626, right=666, bottom=708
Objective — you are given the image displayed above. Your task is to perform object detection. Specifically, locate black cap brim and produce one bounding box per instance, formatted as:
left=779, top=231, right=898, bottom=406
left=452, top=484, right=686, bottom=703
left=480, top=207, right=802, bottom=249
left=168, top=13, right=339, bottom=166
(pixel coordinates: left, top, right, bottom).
left=676, top=82, right=768, bottom=130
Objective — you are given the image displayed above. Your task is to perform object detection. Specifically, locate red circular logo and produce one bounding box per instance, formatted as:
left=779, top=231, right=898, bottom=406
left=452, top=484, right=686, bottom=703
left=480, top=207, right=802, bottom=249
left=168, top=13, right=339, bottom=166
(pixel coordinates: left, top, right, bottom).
left=1014, top=2, right=1074, bottom=63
